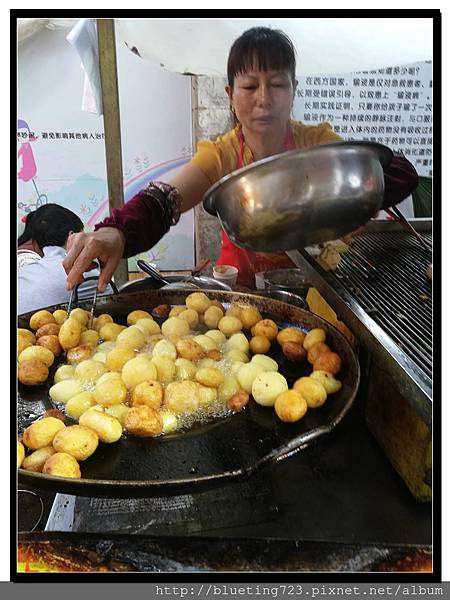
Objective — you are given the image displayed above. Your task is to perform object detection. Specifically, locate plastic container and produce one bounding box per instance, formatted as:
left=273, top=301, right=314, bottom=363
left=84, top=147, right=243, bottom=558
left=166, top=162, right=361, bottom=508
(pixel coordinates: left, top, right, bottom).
left=213, top=265, right=238, bottom=287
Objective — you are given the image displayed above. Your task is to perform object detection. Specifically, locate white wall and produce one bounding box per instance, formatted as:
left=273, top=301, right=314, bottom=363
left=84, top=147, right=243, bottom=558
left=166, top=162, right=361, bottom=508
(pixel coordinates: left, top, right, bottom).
left=17, top=26, right=195, bottom=270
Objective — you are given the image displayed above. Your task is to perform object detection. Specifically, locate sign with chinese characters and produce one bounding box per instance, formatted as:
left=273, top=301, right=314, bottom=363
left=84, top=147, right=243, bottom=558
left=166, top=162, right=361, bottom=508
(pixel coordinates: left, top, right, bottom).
left=294, top=61, right=432, bottom=178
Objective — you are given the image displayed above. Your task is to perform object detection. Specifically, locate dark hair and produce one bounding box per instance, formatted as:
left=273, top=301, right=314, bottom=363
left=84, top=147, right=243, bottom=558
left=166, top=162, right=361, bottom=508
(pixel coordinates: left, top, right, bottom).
left=17, top=204, right=84, bottom=248
left=227, top=27, right=297, bottom=88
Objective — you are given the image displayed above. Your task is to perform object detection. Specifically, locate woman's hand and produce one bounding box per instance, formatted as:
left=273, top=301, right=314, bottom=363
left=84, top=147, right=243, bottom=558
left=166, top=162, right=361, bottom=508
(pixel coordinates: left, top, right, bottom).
left=63, top=228, right=126, bottom=293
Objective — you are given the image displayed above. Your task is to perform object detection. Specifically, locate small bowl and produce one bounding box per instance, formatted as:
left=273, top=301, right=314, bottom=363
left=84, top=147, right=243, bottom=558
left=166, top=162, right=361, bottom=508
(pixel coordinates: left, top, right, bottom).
left=213, top=265, right=238, bottom=287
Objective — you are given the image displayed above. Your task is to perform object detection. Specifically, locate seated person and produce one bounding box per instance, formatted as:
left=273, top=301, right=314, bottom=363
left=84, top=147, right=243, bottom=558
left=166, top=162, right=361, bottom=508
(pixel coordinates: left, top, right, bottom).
left=18, top=204, right=112, bottom=314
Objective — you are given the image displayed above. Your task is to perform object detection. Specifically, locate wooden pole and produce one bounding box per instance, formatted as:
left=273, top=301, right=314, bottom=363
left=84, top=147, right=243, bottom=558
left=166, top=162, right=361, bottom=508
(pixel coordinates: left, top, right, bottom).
left=97, top=18, right=128, bottom=288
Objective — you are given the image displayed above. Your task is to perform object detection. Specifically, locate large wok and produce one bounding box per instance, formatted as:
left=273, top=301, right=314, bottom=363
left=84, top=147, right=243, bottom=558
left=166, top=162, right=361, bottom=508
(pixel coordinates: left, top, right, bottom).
left=17, top=289, right=359, bottom=498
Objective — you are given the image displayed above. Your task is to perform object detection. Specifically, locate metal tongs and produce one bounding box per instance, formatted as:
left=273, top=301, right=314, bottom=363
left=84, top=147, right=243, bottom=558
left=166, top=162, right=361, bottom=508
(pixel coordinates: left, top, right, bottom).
left=384, top=206, right=432, bottom=253
left=67, top=276, right=119, bottom=328
left=137, top=258, right=210, bottom=289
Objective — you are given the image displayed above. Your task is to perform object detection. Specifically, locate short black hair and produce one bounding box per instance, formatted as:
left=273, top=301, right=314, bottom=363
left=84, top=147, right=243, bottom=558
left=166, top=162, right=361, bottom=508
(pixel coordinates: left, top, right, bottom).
left=17, top=204, right=84, bottom=248
left=227, top=27, right=297, bottom=87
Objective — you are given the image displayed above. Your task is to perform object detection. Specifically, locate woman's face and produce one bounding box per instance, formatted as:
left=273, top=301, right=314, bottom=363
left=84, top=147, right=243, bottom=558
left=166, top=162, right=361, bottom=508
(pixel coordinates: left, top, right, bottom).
left=226, top=69, right=297, bottom=135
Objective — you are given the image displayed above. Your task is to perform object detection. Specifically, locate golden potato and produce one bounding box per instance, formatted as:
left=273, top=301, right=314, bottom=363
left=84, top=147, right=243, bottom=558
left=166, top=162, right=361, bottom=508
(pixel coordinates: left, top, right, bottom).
left=176, top=339, right=205, bottom=362
left=53, top=309, right=68, bottom=325
left=161, top=317, right=190, bottom=337
left=93, top=313, right=114, bottom=332
left=80, top=329, right=100, bottom=348
left=79, top=410, right=122, bottom=443
left=125, top=405, right=163, bottom=437
left=195, top=367, right=224, bottom=388
left=74, top=359, right=107, bottom=383
left=210, top=300, right=225, bottom=312
left=96, top=371, right=123, bottom=385
left=185, top=292, right=211, bottom=314
left=237, top=362, right=266, bottom=394
left=116, top=326, right=146, bottom=351
left=22, top=417, right=66, bottom=450
left=49, top=379, right=83, bottom=405
left=105, top=403, right=130, bottom=426
left=218, top=316, right=243, bottom=337
left=135, top=317, right=161, bottom=337
left=36, top=334, right=62, bottom=356
left=240, top=307, right=262, bottom=329
left=251, top=354, right=279, bottom=372
left=94, top=378, right=127, bottom=406
left=18, top=345, right=54, bottom=367
left=252, top=371, right=289, bottom=407
left=203, top=306, right=224, bottom=329
left=65, top=391, right=96, bottom=419
left=18, top=328, right=36, bottom=346
left=121, top=355, right=158, bottom=388
left=169, top=305, right=186, bottom=318
left=293, top=377, right=327, bottom=408
left=274, top=390, right=308, bottom=422
left=96, top=341, right=116, bottom=353
left=59, top=317, right=82, bottom=351
left=230, top=360, right=246, bottom=376
left=307, top=342, right=331, bottom=365
left=249, top=335, right=271, bottom=355
left=131, top=380, right=163, bottom=410
left=225, top=333, right=250, bottom=354
left=175, top=357, right=197, bottom=381
left=225, top=305, right=243, bottom=319
left=253, top=319, right=278, bottom=341
left=67, top=344, right=93, bottom=364
left=198, top=384, right=218, bottom=406
left=178, top=308, right=199, bottom=328
left=164, top=381, right=200, bottom=414
left=29, top=310, right=56, bottom=331
left=43, top=452, right=81, bottom=478
left=159, top=410, right=179, bottom=434
left=22, top=446, right=56, bottom=472
left=18, top=337, right=32, bottom=356
left=99, top=322, right=126, bottom=342
left=309, top=370, right=342, bottom=394
left=282, top=342, right=307, bottom=362
left=35, top=323, right=60, bottom=338
left=197, top=357, right=217, bottom=370
left=277, top=327, right=306, bottom=346
left=152, top=339, right=177, bottom=360
left=207, top=349, right=222, bottom=361
left=69, top=308, right=90, bottom=327
left=226, top=349, right=249, bottom=364
left=313, top=351, right=342, bottom=375
left=54, top=364, right=76, bottom=383
left=193, top=334, right=217, bottom=352
left=152, top=304, right=171, bottom=319
left=105, top=347, right=136, bottom=372
left=205, top=329, right=227, bottom=346
left=227, top=390, right=250, bottom=412
left=91, top=352, right=105, bottom=363
left=218, top=375, right=241, bottom=403
left=18, top=358, right=49, bottom=386
left=127, top=309, right=151, bottom=326
left=151, top=355, right=176, bottom=385
left=303, top=328, right=327, bottom=351
left=17, top=441, right=25, bottom=468
left=53, top=425, right=99, bottom=460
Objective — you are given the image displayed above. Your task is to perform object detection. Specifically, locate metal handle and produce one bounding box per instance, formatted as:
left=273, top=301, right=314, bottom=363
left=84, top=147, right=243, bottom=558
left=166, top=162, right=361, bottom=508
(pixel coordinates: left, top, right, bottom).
left=137, top=260, right=169, bottom=285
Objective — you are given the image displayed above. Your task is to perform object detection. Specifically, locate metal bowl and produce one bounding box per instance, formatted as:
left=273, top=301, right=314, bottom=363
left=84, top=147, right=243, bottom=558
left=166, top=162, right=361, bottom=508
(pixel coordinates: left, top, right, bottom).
left=203, top=141, right=392, bottom=251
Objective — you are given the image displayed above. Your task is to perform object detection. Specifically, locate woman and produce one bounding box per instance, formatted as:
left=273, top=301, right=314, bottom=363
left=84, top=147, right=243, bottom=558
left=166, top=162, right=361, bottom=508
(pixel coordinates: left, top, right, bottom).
left=18, top=204, right=109, bottom=314
left=63, top=27, right=418, bottom=291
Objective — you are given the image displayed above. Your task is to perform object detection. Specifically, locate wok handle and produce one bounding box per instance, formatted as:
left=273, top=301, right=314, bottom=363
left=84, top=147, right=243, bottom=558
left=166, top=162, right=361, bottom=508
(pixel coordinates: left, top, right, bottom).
left=202, top=194, right=217, bottom=216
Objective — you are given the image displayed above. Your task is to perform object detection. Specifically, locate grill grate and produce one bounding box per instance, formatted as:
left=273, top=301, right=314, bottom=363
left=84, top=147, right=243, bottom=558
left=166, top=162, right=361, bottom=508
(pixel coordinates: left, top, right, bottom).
left=330, top=231, right=433, bottom=380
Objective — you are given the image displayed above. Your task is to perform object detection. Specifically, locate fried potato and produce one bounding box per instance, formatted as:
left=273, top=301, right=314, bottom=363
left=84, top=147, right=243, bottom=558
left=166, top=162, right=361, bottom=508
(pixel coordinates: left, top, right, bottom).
left=37, top=334, right=62, bottom=356
left=69, top=308, right=90, bottom=327
left=282, top=342, right=307, bottom=362
left=79, top=410, right=122, bottom=443
left=22, top=417, right=66, bottom=450
left=18, top=328, right=36, bottom=346
left=54, top=364, right=76, bottom=383
left=99, top=322, right=126, bottom=342
left=169, top=305, right=186, bottom=318
left=178, top=308, right=199, bottom=328
left=134, top=317, right=161, bottom=338
left=175, top=357, right=197, bottom=381
left=225, top=305, right=243, bottom=319
left=195, top=367, right=224, bottom=388
left=105, top=347, right=136, bottom=372
left=205, top=329, right=227, bottom=346
left=131, top=380, right=163, bottom=410
left=53, top=425, right=99, bottom=460
left=303, top=328, right=326, bottom=351
left=18, top=358, right=49, bottom=386
left=193, top=335, right=217, bottom=352
left=277, top=327, right=306, bottom=346
left=105, top=403, right=130, bottom=426
left=161, top=317, right=190, bottom=337
left=218, top=315, right=243, bottom=337
left=227, top=390, right=250, bottom=412
left=249, top=335, right=271, bottom=355
left=218, top=375, right=241, bottom=403
left=22, top=446, right=56, bottom=472
left=153, top=339, right=177, bottom=361
left=127, top=309, right=151, bottom=326
left=96, top=371, right=123, bottom=385
left=159, top=410, right=179, bottom=434
left=203, top=306, right=224, bottom=329
left=18, top=345, right=54, bottom=367
left=121, top=355, right=158, bottom=388
left=94, top=378, right=127, bottom=406
left=49, top=379, right=83, bottom=405
left=17, top=441, right=25, bottom=468
left=225, top=332, right=250, bottom=354
left=53, top=309, right=68, bottom=325
left=293, top=376, right=327, bottom=408
left=240, top=306, right=262, bottom=329
left=226, top=349, right=249, bottom=364
left=307, top=342, right=331, bottom=365
left=274, top=390, right=308, bottom=422
left=309, top=370, right=342, bottom=394
left=59, top=317, right=82, bottom=351
left=125, top=405, right=163, bottom=437
left=236, top=362, right=266, bottom=394
left=207, top=349, right=222, bottom=361
left=74, top=359, right=107, bottom=383
left=93, top=313, right=114, bottom=332
left=313, top=351, right=342, bottom=375
left=176, top=339, right=205, bottom=362
left=35, top=323, right=60, bottom=338
left=151, top=355, right=176, bottom=385
left=65, top=391, right=96, bottom=419
left=29, top=310, right=56, bottom=331
left=197, top=357, right=216, bottom=370
left=43, top=452, right=81, bottom=478
left=253, top=319, right=278, bottom=341
left=80, top=329, right=100, bottom=348
left=164, top=381, right=200, bottom=414
left=252, top=372, right=289, bottom=407
left=197, top=384, right=217, bottom=406
left=116, top=326, right=146, bottom=351
left=152, top=304, right=171, bottom=320
left=18, top=337, right=32, bottom=356
left=251, top=354, right=279, bottom=372
left=67, top=344, right=93, bottom=364
left=185, top=292, right=211, bottom=314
